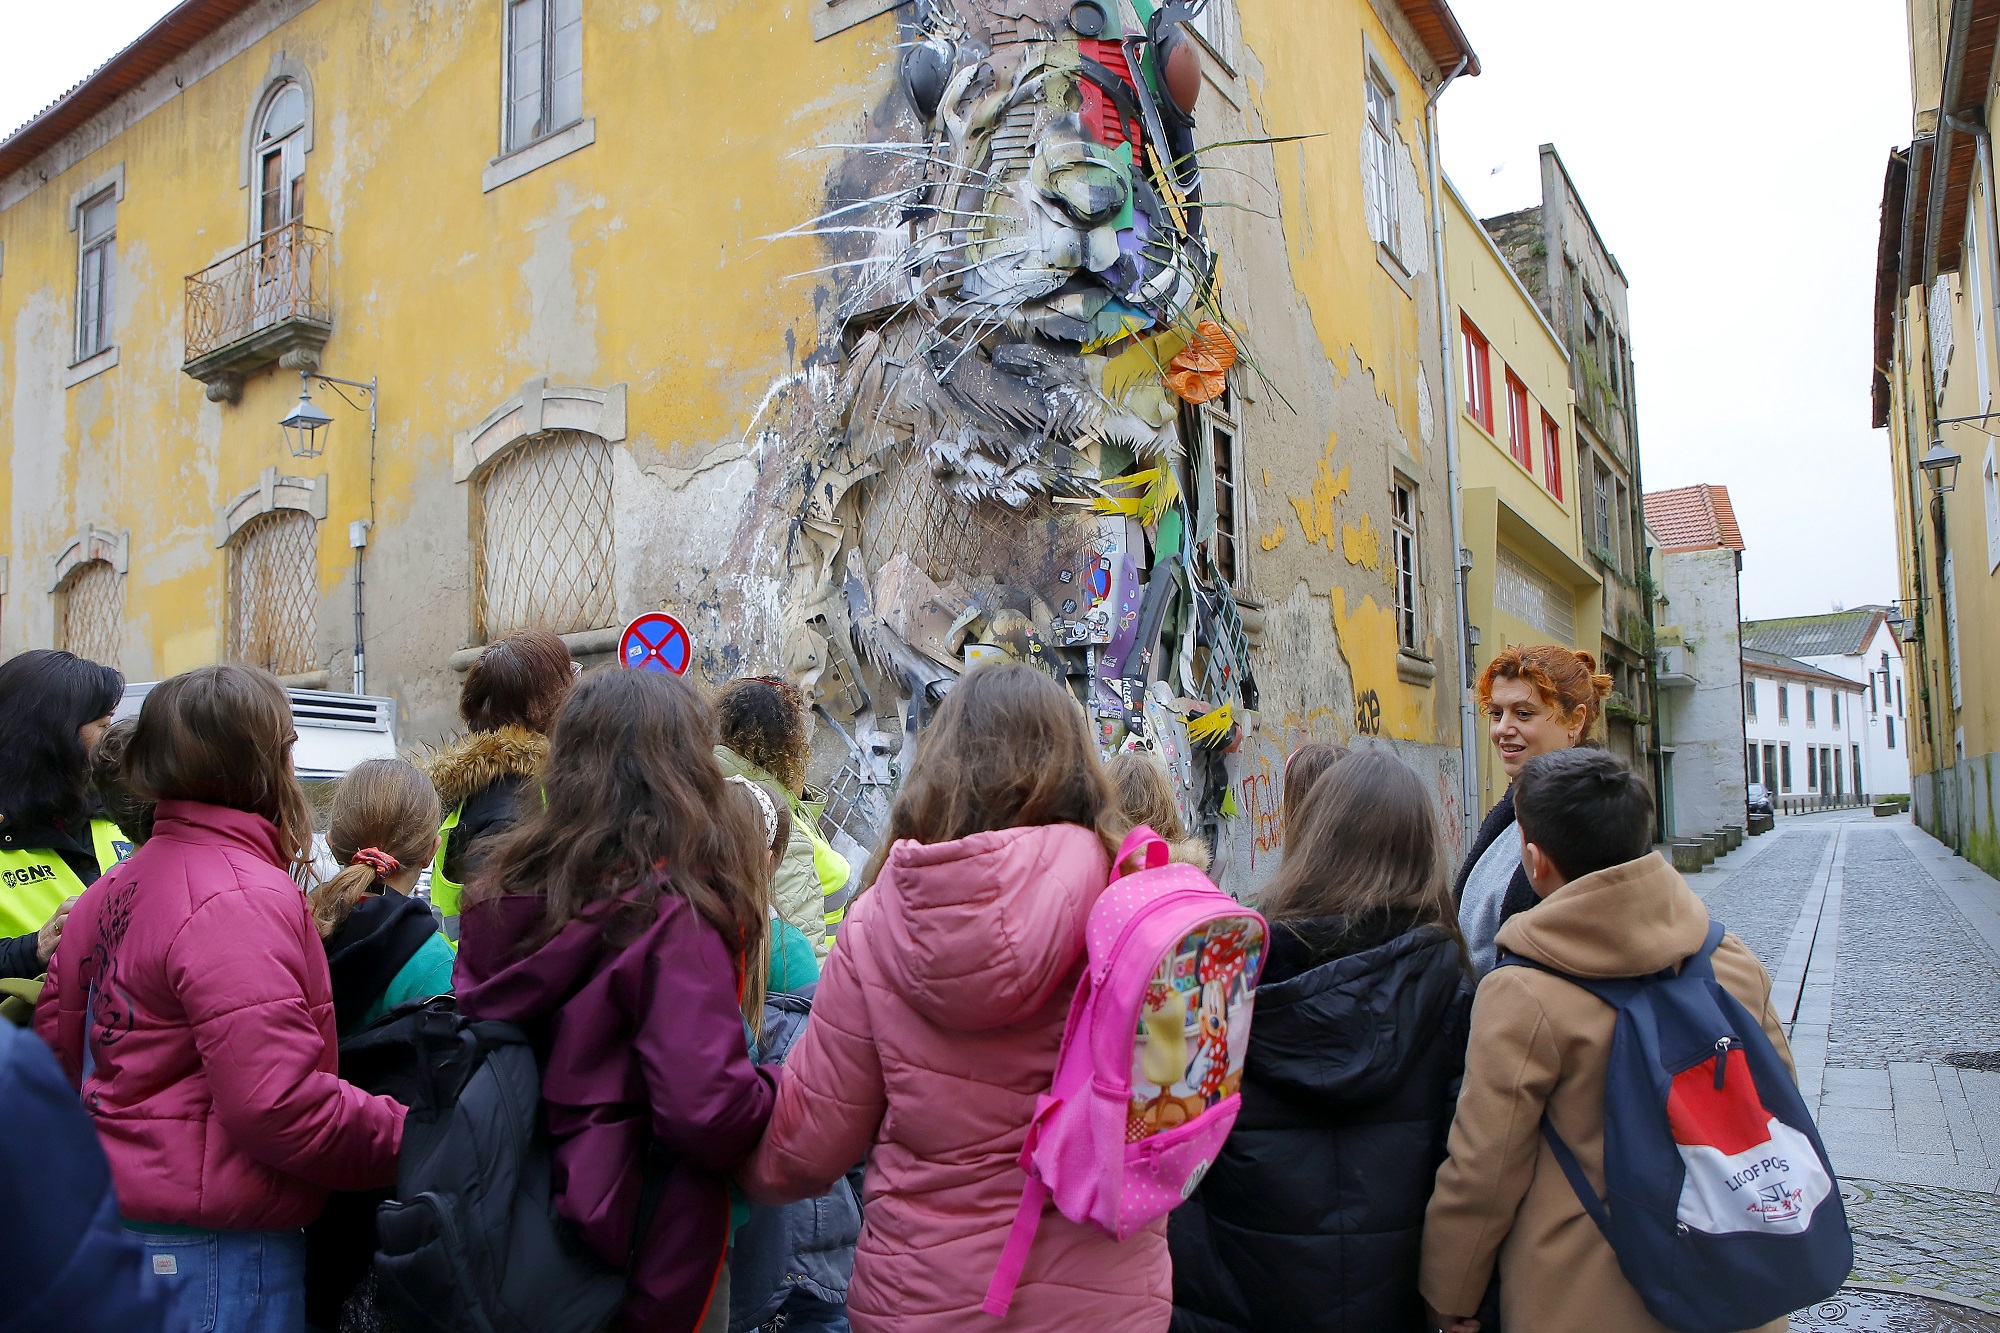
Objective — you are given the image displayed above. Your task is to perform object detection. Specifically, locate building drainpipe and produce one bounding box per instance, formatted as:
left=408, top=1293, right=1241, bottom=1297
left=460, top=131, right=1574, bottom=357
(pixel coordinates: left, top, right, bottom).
left=1425, top=55, right=1477, bottom=851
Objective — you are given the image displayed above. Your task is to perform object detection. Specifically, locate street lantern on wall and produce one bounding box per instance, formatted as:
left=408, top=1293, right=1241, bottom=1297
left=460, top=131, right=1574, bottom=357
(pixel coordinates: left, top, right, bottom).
left=276, top=367, right=377, bottom=460
left=278, top=381, right=335, bottom=458
left=1920, top=441, right=1962, bottom=495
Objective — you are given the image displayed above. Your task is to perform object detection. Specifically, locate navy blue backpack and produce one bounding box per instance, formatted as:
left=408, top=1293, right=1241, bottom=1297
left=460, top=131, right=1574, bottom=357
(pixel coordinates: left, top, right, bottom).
left=1497, top=920, right=1852, bottom=1332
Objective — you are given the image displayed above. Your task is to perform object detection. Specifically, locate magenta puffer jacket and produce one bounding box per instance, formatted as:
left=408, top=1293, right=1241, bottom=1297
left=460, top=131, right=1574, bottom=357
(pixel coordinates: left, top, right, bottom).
left=740, top=824, right=1171, bottom=1333
left=36, top=800, right=405, bottom=1230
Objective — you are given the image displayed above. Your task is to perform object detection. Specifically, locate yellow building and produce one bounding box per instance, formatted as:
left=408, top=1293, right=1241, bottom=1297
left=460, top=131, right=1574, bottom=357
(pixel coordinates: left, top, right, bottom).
left=1443, top=177, right=1600, bottom=814
left=0, top=0, right=1480, bottom=884
left=1873, top=0, right=2000, bottom=871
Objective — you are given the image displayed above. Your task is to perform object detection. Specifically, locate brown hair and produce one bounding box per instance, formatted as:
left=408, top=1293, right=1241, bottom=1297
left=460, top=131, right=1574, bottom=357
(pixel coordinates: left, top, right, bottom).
left=124, top=666, right=315, bottom=881
left=715, top=677, right=811, bottom=795
left=472, top=669, right=766, bottom=966
left=860, top=663, right=1121, bottom=892
left=91, top=718, right=154, bottom=847
left=1261, top=750, right=1467, bottom=968
left=1280, top=742, right=1347, bottom=854
left=461, top=629, right=575, bottom=734
left=310, top=759, right=443, bottom=938
left=1475, top=645, right=1614, bottom=734
left=1104, top=750, right=1209, bottom=870
left=722, top=778, right=791, bottom=1042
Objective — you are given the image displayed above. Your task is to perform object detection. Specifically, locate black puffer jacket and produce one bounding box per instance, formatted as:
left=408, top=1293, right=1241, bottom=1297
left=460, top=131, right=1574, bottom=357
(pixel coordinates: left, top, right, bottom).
left=1169, top=913, right=1472, bottom=1333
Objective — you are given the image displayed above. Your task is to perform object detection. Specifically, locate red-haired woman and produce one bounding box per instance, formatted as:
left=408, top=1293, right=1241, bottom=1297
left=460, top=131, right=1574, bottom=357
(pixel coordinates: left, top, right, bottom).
left=1455, top=646, right=1612, bottom=976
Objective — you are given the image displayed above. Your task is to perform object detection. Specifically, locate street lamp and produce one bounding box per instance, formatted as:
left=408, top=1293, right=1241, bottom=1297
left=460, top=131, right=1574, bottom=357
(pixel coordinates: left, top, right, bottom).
left=276, top=368, right=377, bottom=459
left=1920, top=441, right=1962, bottom=494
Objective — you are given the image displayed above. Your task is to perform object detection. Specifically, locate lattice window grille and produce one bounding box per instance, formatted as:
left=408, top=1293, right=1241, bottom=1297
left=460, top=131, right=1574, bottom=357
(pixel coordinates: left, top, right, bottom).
left=229, top=508, right=319, bottom=676
left=476, top=429, right=616, bottom=641
left=59, top=560, right=121, bottom=667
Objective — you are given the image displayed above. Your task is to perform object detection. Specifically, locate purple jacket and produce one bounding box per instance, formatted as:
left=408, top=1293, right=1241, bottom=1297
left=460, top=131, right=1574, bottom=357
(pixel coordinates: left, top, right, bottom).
left=454, top=890, right=776, bottom=1333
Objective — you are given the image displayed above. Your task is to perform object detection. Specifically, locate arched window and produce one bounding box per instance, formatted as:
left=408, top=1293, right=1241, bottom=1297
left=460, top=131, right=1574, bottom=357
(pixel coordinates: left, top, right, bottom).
left=255, top=82, right=306, bottom=239
left=56, top=560, right=121, bottom=667
left=474, top=430, right=614, bottom=641
left=229, top=509, right=319, bottom=676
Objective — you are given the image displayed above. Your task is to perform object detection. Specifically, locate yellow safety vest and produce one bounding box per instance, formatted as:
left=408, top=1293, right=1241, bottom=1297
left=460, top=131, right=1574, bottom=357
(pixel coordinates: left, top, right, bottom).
left=429, top=802, right=464, bottom=947
left=0, top=821, right=127, bottom=939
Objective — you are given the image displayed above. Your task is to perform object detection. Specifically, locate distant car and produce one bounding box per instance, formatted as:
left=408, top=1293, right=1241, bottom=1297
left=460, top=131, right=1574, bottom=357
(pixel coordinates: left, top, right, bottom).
left=1747, top=782, right=1774, bottom=816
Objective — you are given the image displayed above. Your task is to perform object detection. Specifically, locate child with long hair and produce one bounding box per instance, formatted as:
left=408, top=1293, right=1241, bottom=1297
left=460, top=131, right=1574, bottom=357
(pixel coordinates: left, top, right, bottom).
left=1105, top=750, right=1210, bottom=870
left=35, top=665, right=406, bottom=1333
left=454, top=669, right=776, bottom=1333
left=1279, top=742, right=1346, bottom=855
left=741, top=662, right=1170, bottom=1332
left=1169, top=750, right=1471, bottom=1333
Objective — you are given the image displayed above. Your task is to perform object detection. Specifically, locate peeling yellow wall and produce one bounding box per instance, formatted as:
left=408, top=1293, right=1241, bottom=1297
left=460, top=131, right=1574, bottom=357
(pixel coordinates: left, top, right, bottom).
left=0, top=0, right=883, bottom=728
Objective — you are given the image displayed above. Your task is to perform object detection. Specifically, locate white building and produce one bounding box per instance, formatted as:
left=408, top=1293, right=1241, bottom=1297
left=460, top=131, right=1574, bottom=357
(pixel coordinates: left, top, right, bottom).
left=1741, top=649, right=1871, bottom=807
left=1644, top=484, right=1747, bottom=839
left=1741, top=608, right=1912, bottom=799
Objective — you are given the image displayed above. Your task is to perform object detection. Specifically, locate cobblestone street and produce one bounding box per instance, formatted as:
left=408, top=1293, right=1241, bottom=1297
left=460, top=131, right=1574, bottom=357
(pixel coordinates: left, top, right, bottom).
left=1689, top=812, right=2000, bottom=1324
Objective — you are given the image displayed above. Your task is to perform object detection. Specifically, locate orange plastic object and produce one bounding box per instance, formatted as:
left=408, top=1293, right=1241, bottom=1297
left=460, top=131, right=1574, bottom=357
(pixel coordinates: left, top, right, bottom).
left=1165, top=320, right=1237, bottom=403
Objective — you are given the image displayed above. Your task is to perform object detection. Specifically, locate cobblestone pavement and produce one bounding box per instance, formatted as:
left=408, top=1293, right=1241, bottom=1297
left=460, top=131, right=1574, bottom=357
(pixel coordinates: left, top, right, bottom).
left=1694, top=827, right=1832, bottom=970
left=1698, top=815, right=2000, bottom=1316
left=1829, top=831, right=2000, bottom=1069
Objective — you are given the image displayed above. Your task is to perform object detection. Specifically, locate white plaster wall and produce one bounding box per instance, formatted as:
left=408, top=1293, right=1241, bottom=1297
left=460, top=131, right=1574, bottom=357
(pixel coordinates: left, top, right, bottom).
left=1797, top=620, right=1914, bottom=796
left=1660, top=547, right=1744, bottom=834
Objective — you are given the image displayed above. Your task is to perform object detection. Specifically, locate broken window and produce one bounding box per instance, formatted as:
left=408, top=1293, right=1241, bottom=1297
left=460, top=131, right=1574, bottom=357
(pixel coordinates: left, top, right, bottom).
left=474, top=429, right=615, bottom=641
left=229, top=509, right=318, bottom=677
left=75, top=190, right=116, bottom=362
left=1592, top=459, right=1612, bottom=554
left=255, top=83, right=306, bottom=239
left=1363, top=63, right=1399, bottom=256
left=57, top=559, right=120, bottom=667
left=505, top=0, right=584, bottom=153
left=1200, top=387, right=1241, bottom=586
left=1391, top=479, right=1419, bottom=650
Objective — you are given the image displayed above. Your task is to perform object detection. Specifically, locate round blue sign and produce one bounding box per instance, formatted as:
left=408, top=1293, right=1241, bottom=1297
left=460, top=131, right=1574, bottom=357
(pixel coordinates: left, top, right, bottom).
left=620, top=612, right=692, bottom=675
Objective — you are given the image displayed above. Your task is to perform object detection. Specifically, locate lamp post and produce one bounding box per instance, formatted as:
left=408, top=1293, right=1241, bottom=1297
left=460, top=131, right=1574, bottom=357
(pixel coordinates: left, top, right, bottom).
left=274, top=368, right=378, bottom=692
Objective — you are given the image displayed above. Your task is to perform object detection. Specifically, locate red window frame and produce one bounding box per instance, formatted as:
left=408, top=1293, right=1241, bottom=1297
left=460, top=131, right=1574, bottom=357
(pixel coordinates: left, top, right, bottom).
left=1541, top=410, right=1563, bottom=498
left=1461, top=315, right=1492, bottom=434
left=1505, top=370, right=1532, bottom=469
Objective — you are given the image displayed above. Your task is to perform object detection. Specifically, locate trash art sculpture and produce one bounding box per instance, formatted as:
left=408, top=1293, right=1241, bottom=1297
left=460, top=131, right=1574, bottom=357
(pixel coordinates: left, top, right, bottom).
left=772, top=0, right=1260, bottom=868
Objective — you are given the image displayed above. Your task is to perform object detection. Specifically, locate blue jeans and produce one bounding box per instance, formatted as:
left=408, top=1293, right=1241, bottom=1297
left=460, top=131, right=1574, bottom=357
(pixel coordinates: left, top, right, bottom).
left=134, top=1229, right=307, bottom=1333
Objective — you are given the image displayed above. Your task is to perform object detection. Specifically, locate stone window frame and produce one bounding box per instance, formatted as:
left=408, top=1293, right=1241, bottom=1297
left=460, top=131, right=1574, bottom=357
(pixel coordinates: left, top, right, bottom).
left=215, top=467, right=329, bottom=547
left=485, top=0, right=595, bottom=192
left=49, top=525, right=129, bottom=593
left=452, top=378, right=627, bottom=656
left=67, top=165, right=124, bottom=382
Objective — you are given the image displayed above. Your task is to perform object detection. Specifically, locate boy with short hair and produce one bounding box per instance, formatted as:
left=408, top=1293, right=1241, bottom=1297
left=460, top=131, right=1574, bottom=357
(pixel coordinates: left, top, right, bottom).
left=1420, top=749, right=1795, bottom=1333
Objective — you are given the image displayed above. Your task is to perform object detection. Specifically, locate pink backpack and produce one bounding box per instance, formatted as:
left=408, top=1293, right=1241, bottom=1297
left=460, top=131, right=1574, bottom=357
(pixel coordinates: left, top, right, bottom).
left=982, top=826, right=1269, bottom=1317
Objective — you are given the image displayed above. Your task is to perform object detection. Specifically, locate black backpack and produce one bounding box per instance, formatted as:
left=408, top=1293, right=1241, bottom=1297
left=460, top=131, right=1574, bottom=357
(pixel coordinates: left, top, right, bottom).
left=347, top=997, right=635, bottom=1333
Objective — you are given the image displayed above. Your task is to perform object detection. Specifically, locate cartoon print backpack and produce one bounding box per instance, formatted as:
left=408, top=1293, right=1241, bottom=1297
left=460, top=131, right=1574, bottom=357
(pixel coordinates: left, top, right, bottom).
left=982, top=826, right=1267, bottom=1317
left=1496, top=919, right=1852, bottom=1333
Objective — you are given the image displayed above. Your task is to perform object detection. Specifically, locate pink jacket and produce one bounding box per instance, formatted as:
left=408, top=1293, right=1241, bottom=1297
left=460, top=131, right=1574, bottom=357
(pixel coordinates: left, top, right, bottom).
left=36, top=800, right=405, bottom=1230
left=741, top=824, right=1170, bottom=1333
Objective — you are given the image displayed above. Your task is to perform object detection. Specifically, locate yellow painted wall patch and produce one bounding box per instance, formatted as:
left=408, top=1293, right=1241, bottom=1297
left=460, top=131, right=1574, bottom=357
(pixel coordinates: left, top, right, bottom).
left=1342, top=513, right=1380, bottom=569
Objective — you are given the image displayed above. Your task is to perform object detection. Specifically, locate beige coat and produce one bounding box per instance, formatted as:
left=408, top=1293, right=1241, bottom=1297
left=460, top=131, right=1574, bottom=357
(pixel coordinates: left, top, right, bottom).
left=1420, top=852, right=1794, bottom=1333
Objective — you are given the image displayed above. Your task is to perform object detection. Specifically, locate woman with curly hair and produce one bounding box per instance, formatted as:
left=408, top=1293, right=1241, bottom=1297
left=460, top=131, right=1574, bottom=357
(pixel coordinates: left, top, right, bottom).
left=714, top=676, right=848, bottom=959
left=1454, top=645, right=1613, bottom=975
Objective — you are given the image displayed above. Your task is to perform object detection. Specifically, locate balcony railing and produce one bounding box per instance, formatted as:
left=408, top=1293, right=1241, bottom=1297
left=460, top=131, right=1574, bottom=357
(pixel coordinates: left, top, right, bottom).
left=182, top=221, right=333, bottom=402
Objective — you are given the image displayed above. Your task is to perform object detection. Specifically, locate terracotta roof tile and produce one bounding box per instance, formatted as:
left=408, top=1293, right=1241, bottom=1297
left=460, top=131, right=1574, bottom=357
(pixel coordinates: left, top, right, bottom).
left=1643, top=484, right=1746, bottom=554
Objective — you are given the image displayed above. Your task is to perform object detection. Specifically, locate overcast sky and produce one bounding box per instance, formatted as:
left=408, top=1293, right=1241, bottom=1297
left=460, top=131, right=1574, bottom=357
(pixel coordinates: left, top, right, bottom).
left=1440, top=0, right=1913, bottom=620
left=3, top=1, right=1914, bottom=620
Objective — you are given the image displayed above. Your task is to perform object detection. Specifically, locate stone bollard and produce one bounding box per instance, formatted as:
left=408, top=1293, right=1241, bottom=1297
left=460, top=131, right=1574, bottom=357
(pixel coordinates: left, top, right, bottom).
left=1664, top=841, right=1706, bottom=874
left=1721, top=825, right=1744, bottom=851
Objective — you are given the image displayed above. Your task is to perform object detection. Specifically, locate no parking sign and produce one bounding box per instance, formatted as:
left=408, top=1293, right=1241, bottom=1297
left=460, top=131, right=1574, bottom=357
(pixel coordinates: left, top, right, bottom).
left=619, top=612, right=692, bottom=675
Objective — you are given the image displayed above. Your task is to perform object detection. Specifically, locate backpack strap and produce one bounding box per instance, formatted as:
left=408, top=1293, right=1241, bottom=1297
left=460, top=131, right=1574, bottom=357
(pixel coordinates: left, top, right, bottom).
left=982, top=1176, right=1050, bottom=1317
left=1110, top=825, right=1169, bottom=882
left=1538, top=1117, right=1611, bottom=1233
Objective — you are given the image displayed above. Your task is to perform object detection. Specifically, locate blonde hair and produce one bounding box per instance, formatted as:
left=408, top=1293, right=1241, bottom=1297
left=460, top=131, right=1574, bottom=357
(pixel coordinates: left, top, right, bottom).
left=1105, top=750, right=1210, bottom=871
left=310, top=759, right=443, bottom=938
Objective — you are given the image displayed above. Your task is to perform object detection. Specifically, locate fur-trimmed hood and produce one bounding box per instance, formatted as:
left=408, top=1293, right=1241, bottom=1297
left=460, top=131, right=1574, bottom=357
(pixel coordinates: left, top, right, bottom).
left=418, top=726, right=548, bottom=810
